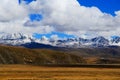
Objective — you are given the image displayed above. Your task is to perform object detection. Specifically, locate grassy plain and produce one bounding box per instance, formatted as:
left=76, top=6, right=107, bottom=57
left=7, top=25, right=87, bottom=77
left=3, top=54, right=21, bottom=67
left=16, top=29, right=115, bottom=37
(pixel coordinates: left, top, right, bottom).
left=0, top=65, right=119, bottom=80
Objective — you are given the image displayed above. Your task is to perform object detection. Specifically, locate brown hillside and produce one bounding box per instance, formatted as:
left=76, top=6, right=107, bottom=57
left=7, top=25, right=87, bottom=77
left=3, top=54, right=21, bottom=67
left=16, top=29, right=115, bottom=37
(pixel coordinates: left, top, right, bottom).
left=58, top=47, right=120, bottom=64
left=0, top=45, right=85, bottom=65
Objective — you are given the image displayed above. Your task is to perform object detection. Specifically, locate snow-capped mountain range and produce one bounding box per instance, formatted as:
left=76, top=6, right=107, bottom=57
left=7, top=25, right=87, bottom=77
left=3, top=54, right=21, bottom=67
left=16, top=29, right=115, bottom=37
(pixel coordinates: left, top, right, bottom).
left=0, top=33, right=120, bottom=48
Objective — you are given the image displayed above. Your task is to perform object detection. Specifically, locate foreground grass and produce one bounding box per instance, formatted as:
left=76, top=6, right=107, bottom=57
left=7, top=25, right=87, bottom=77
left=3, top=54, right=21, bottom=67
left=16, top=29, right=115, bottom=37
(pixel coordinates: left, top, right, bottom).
left=0, top=65, right=120, bottom=80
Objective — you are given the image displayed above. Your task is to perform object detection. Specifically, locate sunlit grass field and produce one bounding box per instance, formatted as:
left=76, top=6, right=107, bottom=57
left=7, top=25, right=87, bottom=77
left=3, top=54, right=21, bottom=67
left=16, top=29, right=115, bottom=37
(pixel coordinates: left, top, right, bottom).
left=0, top=65, right=120, bottom=80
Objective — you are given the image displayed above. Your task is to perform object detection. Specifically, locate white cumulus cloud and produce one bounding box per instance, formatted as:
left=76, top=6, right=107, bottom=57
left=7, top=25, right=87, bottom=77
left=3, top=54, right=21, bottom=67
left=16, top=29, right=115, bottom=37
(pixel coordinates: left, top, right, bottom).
left=0, top=0, right=120, bottom=38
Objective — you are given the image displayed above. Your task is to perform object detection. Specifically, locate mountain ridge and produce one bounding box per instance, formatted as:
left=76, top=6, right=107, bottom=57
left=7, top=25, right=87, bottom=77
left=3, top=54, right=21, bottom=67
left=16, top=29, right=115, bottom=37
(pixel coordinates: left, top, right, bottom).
left=0, top=33, right=120, bottom=48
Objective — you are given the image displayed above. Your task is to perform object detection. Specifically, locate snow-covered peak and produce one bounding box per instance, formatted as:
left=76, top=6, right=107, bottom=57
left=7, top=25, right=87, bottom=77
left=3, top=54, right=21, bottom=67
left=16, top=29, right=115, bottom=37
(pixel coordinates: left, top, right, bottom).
left=41, top=36, right=48, bottom=41
left=0, top=33, right=32, bottom=40
left=91, top=36, right=109, bottom=47
left=91, top=36, right=108, bottom=42
left=0, top=33, right=33, bottom=45
left=0, top=33, right=120, bottom=48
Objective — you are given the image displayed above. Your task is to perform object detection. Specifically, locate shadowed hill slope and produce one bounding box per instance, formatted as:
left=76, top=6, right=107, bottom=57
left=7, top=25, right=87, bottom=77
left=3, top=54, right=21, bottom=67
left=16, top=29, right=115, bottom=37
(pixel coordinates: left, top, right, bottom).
left=0, top=45, right=120, bottom=65
left=57, top=47, right=120, bottom=64
left=0, top=45, right=85, bottom=65
left=56, top=46, right=120, bottom=58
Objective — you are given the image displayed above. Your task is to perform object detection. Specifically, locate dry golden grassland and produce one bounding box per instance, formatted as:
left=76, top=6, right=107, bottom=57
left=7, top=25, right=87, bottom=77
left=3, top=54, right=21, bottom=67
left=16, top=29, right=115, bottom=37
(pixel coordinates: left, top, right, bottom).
left=0, top=65, right=119, bottom=80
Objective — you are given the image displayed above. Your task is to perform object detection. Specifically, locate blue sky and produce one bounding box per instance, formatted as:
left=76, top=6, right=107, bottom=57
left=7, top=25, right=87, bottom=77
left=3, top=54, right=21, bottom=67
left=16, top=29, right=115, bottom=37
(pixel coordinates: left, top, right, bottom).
left=33, top=32, right=75, bottom=39
left=29, top=14, right=43, bottom=22
left=19, top=0, right=36, bottom=4
left=77, top=0, right=120, bottom=16
left=24, top=0, right=120, bottom=16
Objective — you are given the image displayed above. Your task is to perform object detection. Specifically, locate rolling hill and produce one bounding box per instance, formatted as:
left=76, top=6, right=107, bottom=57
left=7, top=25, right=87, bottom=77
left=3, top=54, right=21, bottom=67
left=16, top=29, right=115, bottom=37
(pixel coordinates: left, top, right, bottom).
left=0, top=45, right=85, bottom=65
left=0, top=45, right=120, bottom=65
left=58, top=47, right=120, bottom=64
